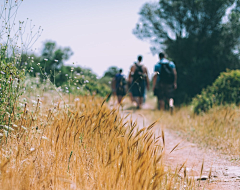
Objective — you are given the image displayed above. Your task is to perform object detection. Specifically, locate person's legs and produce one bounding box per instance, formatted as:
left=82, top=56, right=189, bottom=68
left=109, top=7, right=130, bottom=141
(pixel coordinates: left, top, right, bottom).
left=157, top=84, right=165, bottom=110
left=169, top=98, right=174, bottom=115
left=138, top=97, right=144, bottom=109
left=165, top=84, right=175, bottom=114
left=138, top=81, right=145, bottom=109
left=131, top=83, right=139, bottom=106
left=133, top=96, right=143, bottom=109
left=134, top=97, right=140, bottom=108
left=157, top=97, right=160, bottom=110
left=159, top=99, right=165, bottom=110
left=117, top=96, right=123, bottom=104
left=129, top=92, right=134, bottom=102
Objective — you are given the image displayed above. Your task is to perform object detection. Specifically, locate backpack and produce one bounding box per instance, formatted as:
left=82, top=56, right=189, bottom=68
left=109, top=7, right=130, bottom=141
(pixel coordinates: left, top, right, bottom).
left=132, top=63, right=145, bottom=82
left=115, top=74, right=126, bottom=93
left=158, top=62, right=175, bottom=84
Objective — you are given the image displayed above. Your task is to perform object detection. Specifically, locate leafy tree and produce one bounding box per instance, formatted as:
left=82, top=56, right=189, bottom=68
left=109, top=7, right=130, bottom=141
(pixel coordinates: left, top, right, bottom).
left=103, top=66, right=119, bottom=78
left=40, top=41, right=73, bottom=82
left=18, top=41, right=110, bottom=97
left=134, top=0, right=240, bottom=104
left=20, top=41, right=73, bottom=84
left=20, top=53, right=41, bottom=77
left=101, top=66, right=120, bottom=89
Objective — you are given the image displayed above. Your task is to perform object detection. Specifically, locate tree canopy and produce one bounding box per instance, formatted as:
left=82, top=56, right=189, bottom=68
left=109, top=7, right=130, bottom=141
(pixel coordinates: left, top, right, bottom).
left=103, top=66, right=120, bottom=78
left=134, top=0, right=240, bottom=104
left=20, top=41, right=111, bottom=97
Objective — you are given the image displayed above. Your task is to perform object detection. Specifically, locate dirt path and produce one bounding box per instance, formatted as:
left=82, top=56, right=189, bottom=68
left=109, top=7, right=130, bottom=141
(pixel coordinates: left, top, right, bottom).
left=122, top=103, right=240, bottom=190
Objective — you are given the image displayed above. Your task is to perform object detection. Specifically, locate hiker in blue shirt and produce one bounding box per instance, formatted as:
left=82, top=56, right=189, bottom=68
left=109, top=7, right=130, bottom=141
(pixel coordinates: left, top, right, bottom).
left=112, top=69, right=126, bottom=104
left=152, top=52, right=177, bottom=113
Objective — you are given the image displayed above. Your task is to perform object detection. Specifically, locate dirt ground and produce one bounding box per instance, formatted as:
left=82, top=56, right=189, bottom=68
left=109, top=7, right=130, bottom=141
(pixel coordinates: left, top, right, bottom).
left=121, top=102, right=240, bottom=190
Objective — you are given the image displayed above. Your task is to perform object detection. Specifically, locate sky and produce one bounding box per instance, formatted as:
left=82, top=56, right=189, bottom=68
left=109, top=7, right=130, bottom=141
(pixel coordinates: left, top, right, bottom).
left=15, top=0, right=159, bottom=77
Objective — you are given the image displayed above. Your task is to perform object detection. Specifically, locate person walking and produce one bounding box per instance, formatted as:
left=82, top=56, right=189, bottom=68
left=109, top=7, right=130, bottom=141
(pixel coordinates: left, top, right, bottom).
left=128, top=55, right=150, bottom=109
left=152, top=52, right=177, bottom=113
left=112, top=69, right=126, bottom=104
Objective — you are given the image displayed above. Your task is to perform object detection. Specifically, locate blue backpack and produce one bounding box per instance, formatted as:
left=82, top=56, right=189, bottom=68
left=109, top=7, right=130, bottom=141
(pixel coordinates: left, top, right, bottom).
left=115, top=74, right=126, bottom=91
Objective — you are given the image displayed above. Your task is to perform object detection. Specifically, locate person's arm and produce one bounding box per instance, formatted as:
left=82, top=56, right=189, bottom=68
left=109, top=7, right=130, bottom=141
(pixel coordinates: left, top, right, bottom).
left=152, top=65, right=158, bottom=91
left=128, top=65, right=134, bottom=84
left=142, top=66, right=150, bottom=90
left=111, top=76, right=116, bottom=95
left=144, top=67, right=150, bottom=91
left=173, top=68, right=177, bottom=89
left=152, top=73, right=157, bottom=91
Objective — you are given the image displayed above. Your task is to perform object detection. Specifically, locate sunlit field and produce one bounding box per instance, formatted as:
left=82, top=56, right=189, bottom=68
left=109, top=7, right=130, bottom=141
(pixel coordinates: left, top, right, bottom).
left=1, top=1, right=240, bottom=189
left=146, top=104, right=240, bottom=159
left=0, top=92, right=199, bottom=190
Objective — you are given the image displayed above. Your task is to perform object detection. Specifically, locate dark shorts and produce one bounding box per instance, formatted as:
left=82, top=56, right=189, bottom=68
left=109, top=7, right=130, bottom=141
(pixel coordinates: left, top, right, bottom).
left=154, top=83, right=174, bottom=100
left=116, top=86, right=126, bottom=96
left=127, top=81, right=132, bottom=93
left=131, top=81, right=145, bottom=97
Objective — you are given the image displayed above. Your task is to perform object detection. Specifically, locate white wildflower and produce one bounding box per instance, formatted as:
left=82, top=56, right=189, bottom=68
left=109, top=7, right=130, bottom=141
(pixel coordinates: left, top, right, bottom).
left=12, top=124, right=18, bottom=128
left=3, top=130, right=8, bottom=136
left=32, top=100, right=37, bottom=104
left=3, top=125, right=14, bottom=131
left=42, top=136, right=48, bottom=140
left=21, top=126, right=27, bottom=130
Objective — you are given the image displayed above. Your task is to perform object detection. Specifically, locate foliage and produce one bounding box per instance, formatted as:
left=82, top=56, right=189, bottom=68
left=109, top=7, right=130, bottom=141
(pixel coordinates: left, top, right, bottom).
left=40, top=41, right=73, bottom=76
left=20, top=41, right=111, bottom=97
left=59, top=65, right=111, bottom=97
left=0, top=0, right=41, bottom=127
left=103, top=66, right=119, bottom=78
left=98, top=76, right=112, bottom=87
left=99, top=66, right=120, bottom=91
left=21, top=41, right=73, bottom=84
left=192, top=69, right=240, bottom=114
left=0, top=46, right=25, bottom=127
left=134, top=0, right=240, bottom=104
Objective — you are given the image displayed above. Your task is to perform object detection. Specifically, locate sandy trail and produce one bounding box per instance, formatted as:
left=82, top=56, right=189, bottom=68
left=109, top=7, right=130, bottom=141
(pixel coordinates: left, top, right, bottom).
left=121, top=103, right=240, bottom=190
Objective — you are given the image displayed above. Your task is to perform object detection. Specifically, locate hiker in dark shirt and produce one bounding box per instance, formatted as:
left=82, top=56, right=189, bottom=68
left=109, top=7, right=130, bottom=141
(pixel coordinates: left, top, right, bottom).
left=112, top=69, right=126, bottom=104
left=152, top=52, right=177, bottom=113
left=128, top=55, right=150, bottom=109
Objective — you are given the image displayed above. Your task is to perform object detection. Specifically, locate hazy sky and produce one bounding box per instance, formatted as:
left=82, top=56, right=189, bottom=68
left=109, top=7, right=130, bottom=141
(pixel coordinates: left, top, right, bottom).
left=16, top=0, right=159, bottom=77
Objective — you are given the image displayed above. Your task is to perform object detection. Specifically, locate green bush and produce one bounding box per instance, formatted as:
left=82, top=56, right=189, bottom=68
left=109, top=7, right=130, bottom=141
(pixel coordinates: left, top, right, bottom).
left=192, top=69, right=240, bottom=114
left=0, top=47, right=25, bottom=125
left=56, top=66, right=111, bottom=97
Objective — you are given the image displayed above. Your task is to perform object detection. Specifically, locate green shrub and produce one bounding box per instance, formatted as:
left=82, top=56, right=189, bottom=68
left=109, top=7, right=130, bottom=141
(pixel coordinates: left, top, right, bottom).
left=192, top=69, right=240, bottom=114
left=0, top=47, right=25, bottom=125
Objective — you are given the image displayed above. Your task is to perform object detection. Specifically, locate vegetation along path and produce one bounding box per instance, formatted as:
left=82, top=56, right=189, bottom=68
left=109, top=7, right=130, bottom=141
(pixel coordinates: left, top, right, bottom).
left=122, top=103, right=240, bottom=190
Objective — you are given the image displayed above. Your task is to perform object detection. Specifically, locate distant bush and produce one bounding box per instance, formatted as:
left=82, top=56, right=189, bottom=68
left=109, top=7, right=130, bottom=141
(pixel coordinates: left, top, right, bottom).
left=0, top=47, right=25, bottom=125
left=192, top=69, right=240, bottom=114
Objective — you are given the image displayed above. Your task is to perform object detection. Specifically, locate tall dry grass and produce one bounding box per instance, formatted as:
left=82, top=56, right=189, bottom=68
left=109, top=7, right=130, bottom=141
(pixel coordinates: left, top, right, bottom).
left=150, top=105, right=240, bottom=158
left=0, top=95, right=196, bottom=190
